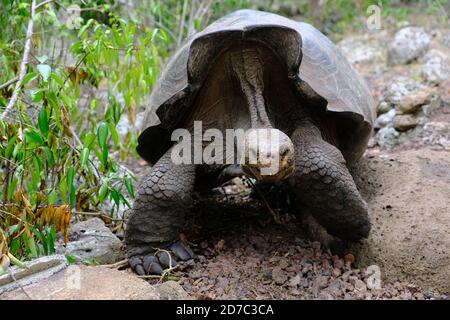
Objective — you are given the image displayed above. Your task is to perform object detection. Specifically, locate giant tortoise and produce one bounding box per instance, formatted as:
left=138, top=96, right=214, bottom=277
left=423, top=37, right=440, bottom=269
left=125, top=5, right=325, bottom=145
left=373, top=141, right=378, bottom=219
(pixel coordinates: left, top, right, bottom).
left=126, top=10, right=376, bottom=275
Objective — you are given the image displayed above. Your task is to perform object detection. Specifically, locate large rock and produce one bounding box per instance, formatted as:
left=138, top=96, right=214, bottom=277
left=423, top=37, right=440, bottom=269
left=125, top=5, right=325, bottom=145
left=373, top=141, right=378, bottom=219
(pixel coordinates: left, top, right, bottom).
left=393, top=114, right=417, bottom=132
left=0, top=255, right=67, bottom=294
left=421, top=50, right=450, bottom=85
left=388, top=27, right=431, bottom=65
left=397, top=89, right=432, bottom=114
left=338, top=37, right=384, bottom=65
left=0, top=265, right=164, bottom=300
left=352, top=148, right=450, bottom=292
left=381, top=76, right=428, bottom=107
left=56, top=218, right=123, bottom=264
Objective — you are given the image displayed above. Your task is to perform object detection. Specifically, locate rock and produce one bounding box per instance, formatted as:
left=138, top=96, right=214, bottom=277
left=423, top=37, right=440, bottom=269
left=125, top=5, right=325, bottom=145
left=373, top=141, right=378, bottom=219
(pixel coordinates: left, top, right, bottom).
left=422, top=95, right=442, bottom=116
left=272, top=267, right=287, bottom=285
left=352, top=149, right=450, bottom=292
left=393, top=115, right=417, bottom=131
left=354, top=279, right=367, bottom=292
left=421, top=50, right=450, bottom=85
left=421, top=121, right=450, bottom=149
left=0, top=265, right=160, bottom=300
left=381, top=76, right=428, bottom=106
left=288, top=274, right=301, bottom=287
left=375, top=109, right=396, bottom=128
left=397, top=89, right=433, bottom=114
left=375, top=127, right=399, bottom=148
left=56, top=218, right=123, bottom=264
left=388, top=27, right=431, bottom=65
left=338, top=38, right=383, bottom=65
left=0, top=255, right=67, bottom=295
left=377, top=101, right=393, bottom=115
left=156, top=280, right=191, bottom=300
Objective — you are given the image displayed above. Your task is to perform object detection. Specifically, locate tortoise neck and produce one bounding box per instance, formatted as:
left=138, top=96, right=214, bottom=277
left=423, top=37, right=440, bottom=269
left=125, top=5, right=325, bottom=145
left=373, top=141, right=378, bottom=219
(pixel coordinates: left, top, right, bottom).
left=230, top=47, right=273, bottom=129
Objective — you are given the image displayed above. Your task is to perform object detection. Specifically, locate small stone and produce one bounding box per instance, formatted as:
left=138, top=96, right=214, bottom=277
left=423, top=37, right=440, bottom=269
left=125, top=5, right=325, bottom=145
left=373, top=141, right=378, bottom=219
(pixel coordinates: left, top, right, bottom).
left=413, top=292, right=425, bottom=300
left=393, top=115, right=417, bottom=132
left=377, top=101, right=393, bottom=115
left=388, top=27, right=431, bottom=65
left=317, top=292, right=334, bottom=300
left=338, top=38, right=383, bottom=64
left=397, top=89, right=432, bottom=114
left=272, top=267, right=287, bottom=285
left=354, top=279, right=367, bottom=292
left=381, top=76, right=427, bottom=106
left=375, top=108, right=396, bottom=128
left=332, top=268, right=342, bottom=277
left=288, top=274, right=301, bottom=287
left=344, top=253, right=355, bottom=265
left=421, top=50, right=450, bottom=84
left=156, top=281, right=191, bottom=300
left=278, top=260, right=289, bottom=270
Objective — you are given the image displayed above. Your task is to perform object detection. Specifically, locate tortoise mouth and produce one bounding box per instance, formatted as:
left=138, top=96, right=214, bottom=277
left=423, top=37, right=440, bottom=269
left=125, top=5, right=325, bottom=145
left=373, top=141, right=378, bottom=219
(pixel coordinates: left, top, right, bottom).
left=242, top=160, right=295, bottom=182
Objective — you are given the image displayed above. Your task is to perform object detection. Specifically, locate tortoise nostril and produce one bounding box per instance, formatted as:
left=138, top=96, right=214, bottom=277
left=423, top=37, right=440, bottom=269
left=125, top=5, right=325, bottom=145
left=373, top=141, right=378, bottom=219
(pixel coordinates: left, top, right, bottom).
left=280, top=147, right=289, bottom=157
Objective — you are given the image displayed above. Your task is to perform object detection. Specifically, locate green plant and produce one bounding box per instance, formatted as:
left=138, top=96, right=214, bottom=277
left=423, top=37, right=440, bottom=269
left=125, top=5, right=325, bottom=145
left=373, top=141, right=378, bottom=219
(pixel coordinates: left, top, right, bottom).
left=0, top=0, right=252, bottom=265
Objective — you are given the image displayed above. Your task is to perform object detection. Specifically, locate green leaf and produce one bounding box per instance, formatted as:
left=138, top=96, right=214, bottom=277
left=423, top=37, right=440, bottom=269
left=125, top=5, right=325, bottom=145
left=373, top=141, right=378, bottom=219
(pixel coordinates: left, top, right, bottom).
left=30, top=88, right=45, bottom=103
left=37, top=64, right=51, bottom=82
left=101, top=145, right=108, bottom=167
left=5, top=135, right=17, bottom=158
left=50, top=73, right=64, bottom=88
left=97, top=122, right=108, bottom=149
left=69, top=184, right=75, bottom=208
left=24, top=129, right=43, bottom=145
left=66, top=255, right=76, bottom=265
left=32, top=227, right=47, bottom=255
left=110, top=188, right=120, bottom=206
left=66, top=167, right=75, bottom=189
left=80, top=147, right=90, bottom=168
left=46, top=226, right=56, bottom=255
left=98, top=183, right=108, bottom=203
left=78, top=18, right=94, bottom=37
left=108, top=121, right=118, bottom=147
left=25, top=233, right=39, bottom=258
left=124, top=177, right=134, bottom=198
left=21, top=71, right=37, bottom=87
left=36, top=55, right=48, bottom=64
left=41, top=146, right=54, bottom=167
left=83, top=132, right=95, bottom=149
left=38, top=108, right=49, bottom=136
left=59, top=179, right=67, bottom=204
left=48, top=190, right=58, bottom=204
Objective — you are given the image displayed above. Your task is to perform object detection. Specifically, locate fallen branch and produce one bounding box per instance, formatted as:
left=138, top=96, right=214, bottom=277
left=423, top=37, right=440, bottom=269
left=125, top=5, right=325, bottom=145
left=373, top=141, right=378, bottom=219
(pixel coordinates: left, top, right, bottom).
left=73, top=211, right=125, bottom=222
left=1, top=0, right=36, bottom=121
left=102, top=259, right=129, bottom=269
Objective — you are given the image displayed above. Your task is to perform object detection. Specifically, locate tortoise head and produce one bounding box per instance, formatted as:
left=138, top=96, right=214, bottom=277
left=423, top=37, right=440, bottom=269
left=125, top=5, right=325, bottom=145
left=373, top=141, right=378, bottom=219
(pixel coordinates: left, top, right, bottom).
left=241, top=128, right=295, bottom=182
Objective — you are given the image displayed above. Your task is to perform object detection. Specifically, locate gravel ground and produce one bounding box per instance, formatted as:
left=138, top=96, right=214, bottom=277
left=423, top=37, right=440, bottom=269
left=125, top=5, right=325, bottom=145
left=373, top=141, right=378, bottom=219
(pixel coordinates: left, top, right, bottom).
left=167, top=218, right=448, bottom=300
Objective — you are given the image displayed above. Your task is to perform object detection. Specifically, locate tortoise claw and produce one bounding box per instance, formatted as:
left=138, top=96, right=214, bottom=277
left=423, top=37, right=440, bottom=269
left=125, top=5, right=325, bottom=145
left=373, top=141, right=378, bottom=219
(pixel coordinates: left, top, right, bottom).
left=170, top=241, right=195, bottom=261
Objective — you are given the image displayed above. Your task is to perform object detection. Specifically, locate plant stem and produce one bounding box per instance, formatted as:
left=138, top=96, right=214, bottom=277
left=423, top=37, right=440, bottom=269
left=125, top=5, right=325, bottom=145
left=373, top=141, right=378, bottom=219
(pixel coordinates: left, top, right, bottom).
left=1, top=0, right=36, bottom=121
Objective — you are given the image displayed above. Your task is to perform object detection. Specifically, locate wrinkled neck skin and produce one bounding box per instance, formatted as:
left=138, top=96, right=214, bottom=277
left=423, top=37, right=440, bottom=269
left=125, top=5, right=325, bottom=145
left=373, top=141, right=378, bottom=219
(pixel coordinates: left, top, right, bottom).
left=230, top=47, right=272, bottom=129
left=231, top=47, right=295, bottom=182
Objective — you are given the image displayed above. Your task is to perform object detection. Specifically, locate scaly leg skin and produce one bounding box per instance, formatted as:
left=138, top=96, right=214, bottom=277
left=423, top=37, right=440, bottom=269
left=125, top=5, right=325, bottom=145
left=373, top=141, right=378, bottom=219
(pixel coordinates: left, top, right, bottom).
left=125, top=149, right=196, bottom=275
left=289, top=124, right=371, bottom=241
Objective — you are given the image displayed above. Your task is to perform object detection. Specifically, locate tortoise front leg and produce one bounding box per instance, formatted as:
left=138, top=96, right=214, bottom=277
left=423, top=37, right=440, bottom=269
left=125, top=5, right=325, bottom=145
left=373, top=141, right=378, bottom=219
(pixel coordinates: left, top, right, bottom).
left=125, top=149, right=196, bottom=275
left=289, top=123, right=371, bottom=241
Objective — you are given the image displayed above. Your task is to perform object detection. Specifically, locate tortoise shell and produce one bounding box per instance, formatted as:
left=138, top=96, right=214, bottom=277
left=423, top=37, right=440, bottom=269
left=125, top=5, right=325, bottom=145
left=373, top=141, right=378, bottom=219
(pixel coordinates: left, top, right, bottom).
left=137, top=9, right=376, bottom=165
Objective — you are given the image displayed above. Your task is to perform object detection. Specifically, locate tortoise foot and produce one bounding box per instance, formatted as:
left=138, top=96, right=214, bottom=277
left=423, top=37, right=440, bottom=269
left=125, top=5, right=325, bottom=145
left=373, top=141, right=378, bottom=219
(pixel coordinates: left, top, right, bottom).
left=128, top=241, right=195, bottom=276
